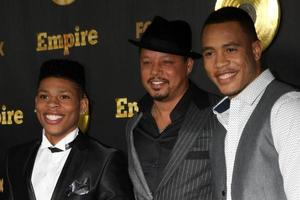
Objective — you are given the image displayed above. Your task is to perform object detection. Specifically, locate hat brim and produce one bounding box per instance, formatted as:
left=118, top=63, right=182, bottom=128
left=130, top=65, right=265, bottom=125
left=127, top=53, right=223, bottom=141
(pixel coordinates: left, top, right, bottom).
left=128, top=39, right=201, bottom=59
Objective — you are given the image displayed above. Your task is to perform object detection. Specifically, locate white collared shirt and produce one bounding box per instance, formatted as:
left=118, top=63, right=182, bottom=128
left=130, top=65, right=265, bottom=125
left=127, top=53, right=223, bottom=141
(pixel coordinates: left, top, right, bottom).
left=213, top=69, right=300, bottom=200
left=31, top=128, right=79, bottom=200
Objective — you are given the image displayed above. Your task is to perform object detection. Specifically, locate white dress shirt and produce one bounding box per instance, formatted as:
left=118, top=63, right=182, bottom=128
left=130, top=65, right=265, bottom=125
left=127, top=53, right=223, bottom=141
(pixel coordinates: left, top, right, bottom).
left=31, top=128, right=79, bottom=200
left=213, top=69, right=300, bottom=200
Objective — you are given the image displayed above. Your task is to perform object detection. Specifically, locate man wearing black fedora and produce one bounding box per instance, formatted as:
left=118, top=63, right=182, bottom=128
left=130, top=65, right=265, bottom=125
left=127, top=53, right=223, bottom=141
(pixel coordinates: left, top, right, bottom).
left=126, top=16, right=219, bottom=200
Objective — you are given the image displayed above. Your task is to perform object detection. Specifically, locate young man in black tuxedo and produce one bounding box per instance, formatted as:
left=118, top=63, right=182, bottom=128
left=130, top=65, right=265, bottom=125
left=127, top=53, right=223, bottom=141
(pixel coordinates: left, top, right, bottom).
left=3, top=59, right=134, bottom=200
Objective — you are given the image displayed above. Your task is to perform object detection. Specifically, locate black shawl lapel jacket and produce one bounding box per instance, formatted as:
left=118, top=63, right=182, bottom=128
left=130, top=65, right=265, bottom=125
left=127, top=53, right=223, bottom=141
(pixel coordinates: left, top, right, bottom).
left=4, top=132, right=134, bottom=200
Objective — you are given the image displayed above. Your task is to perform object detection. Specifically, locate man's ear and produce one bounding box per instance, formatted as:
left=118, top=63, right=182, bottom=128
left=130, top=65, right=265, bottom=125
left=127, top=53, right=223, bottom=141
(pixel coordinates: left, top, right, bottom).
left=186, top=58, right=194, bottom=75
left=252, top=40, right=263, bottom=61
left=80, top=95, right=89, bottom=115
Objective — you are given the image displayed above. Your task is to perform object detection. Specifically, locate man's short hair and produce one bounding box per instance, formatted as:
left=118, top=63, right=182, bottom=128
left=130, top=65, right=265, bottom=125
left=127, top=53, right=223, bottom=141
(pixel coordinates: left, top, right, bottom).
left=38, top=59, right=86, bottom=97
left=202, top=7, right=258, bottom=41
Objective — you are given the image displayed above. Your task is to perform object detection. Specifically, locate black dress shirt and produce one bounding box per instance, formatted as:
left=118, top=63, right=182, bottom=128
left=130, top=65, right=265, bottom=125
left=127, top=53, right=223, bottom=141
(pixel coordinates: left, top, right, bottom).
left=133, top=86, right=193, bottom=193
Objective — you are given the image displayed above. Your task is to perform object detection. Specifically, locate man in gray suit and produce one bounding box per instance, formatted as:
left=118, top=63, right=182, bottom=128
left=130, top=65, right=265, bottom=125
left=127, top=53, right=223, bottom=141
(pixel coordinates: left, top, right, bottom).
left=201, top=7, right=300, bottom=200
left=126, top=16, right=218, bottom=200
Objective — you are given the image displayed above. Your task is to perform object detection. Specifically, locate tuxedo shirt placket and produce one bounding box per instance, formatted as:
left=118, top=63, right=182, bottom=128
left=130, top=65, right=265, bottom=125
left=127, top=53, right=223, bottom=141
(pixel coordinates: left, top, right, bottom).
left=31, top=129, right=78, bottom=200
left=33, top=149, right=69, bottom=200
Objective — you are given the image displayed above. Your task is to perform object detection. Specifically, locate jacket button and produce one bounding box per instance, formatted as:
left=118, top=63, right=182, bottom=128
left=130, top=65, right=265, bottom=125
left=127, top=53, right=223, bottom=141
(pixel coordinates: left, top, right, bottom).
left=222, top=190, right=226, bottom=196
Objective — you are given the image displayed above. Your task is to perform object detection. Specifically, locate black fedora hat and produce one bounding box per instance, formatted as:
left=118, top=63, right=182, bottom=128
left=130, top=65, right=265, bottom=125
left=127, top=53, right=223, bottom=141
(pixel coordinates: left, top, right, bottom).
left=129, top=16, right=201, bottom=59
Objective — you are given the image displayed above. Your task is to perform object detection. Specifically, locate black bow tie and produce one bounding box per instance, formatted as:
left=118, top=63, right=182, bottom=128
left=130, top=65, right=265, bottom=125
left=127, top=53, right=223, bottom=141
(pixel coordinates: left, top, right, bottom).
left=48, top=140, right=75, bottom=153
left=48, top=147, right=63, bottom=153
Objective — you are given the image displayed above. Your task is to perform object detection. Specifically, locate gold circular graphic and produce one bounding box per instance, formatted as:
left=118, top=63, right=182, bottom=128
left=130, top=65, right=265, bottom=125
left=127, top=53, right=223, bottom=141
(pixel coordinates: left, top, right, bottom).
left=215, top=0, right=280, bottom=51
left=52, top=0, right=75, bottom=6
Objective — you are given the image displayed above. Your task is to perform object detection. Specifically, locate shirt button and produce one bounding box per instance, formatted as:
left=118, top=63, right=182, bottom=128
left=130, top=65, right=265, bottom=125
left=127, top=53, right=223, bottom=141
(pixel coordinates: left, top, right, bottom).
left=152, top=161, right=159, bottom=168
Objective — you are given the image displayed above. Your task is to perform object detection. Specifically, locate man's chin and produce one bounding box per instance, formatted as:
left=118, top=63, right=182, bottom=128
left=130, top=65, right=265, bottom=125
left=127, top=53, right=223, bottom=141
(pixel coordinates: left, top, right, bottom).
left=45, top=131, right=63, bottom=137
left=221, top=88, right=241, bottom=98
left=152, top=94, right=169, bottom=101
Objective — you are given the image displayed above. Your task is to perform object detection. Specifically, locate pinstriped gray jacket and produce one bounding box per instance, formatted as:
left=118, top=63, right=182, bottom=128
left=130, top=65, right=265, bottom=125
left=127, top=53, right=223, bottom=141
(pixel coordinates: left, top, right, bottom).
left=126, top=84, right=219, bottom=200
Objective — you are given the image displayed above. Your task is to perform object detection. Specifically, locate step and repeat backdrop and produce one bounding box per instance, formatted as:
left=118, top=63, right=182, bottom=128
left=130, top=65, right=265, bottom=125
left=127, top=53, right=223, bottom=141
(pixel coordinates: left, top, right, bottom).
left=0, top=0, right=300, bottom=194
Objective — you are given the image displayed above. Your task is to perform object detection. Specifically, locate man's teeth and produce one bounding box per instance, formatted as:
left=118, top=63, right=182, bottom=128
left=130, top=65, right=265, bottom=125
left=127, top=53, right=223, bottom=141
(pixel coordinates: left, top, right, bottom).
left=46, top=115, right=63, bottom=120
left=219, top=72, right=235, bottom=80
left=152, top=81, right=164, bottom=85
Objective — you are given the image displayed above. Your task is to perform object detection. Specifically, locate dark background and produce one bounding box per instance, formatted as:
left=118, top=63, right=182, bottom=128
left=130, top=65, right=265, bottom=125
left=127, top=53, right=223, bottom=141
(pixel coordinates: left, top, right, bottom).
left=0, top=0, right=298, bottom=195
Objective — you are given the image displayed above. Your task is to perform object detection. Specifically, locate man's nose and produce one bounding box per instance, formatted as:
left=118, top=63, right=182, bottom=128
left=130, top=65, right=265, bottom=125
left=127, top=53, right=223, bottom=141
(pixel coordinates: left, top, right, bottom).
left=47, top=97, right=59, bottom=108
left=216, top=52, right=229, bottom=68
left=150, top=62, right=163, bottom=76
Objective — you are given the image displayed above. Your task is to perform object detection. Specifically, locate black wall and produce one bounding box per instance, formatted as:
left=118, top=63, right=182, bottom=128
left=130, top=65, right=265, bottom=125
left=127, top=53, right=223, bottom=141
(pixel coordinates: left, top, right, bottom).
left=0, top=0, right=298, bottom=194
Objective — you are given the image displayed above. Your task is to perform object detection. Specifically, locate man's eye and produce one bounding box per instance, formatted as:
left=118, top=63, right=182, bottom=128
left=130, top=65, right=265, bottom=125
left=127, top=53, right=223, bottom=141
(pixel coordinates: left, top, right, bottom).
left=227, top=48, right=237, bottom=53
left=141, top=60, right=150, bottom=65
left=39, top=94, right=48, bottom=100
left=203, top=51, right=213, bottom=57
left=60, top=95, right=70, bottom=100
left=163, top=60, right=174, bottom=65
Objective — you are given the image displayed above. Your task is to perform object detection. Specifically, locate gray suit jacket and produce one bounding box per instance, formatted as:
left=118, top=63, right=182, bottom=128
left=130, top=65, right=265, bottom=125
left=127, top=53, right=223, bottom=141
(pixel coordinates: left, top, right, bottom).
left=126, top=85, right=219, bottom=200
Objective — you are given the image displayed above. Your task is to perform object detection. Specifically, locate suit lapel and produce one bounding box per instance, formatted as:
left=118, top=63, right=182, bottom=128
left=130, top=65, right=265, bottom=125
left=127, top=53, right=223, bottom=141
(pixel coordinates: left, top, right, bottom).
left=156, top=103, right=211, bottom=192
left=127, top=113, right=153, bottom=199
left=24, top=140, right=41, bottom=200
left=210, top=120, right=227, bottom=200
left=50, top=133, right=88, bottom=200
